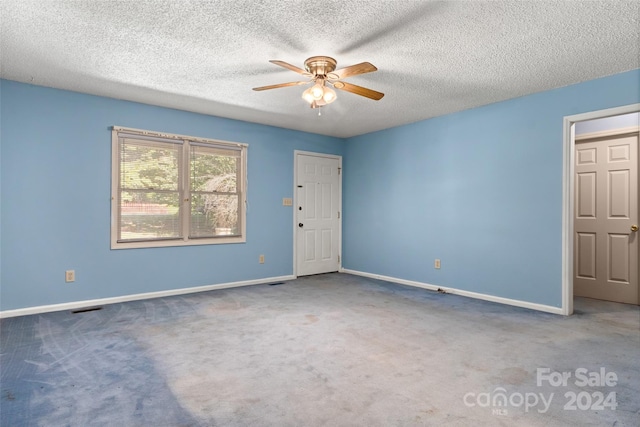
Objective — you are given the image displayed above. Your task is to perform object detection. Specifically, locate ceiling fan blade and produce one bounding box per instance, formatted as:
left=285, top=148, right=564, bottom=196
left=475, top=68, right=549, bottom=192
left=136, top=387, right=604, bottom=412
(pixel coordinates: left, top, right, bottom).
left=253, top=81, right=310, bottom=91
left=269, top=60, right=309, bottom=75
left=333, top=81, right=384, bottom=100
left=332, top=62, right=378, bottom=79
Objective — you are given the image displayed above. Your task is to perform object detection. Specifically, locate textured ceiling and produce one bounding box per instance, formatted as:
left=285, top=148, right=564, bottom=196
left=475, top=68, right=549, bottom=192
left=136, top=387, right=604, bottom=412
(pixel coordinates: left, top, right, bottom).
left=1, top=1, right=638, bottom=138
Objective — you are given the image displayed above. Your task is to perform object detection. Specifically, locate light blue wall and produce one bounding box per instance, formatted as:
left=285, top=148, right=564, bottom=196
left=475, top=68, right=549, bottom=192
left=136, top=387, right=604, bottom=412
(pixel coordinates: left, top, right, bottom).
left=575, top=112, right=639, bottom=135
left=0, top=80, right=343, bottom=311
left=343, top=69, right=640, bottom=308
left=3, top=70, right=639, bottom=312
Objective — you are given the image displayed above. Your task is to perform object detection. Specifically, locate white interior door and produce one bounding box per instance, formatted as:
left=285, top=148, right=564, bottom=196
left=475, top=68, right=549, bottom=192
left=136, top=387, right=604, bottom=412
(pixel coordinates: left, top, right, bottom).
left=295, top=152, right=341, bottom=276
left=574, top=130, right=639, bottom=304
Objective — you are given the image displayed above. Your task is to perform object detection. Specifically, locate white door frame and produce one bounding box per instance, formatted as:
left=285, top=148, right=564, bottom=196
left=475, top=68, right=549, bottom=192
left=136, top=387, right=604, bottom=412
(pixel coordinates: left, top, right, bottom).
left=562, top=103, right=640, bottom=315
left=293, top=150, right=343, bottom=277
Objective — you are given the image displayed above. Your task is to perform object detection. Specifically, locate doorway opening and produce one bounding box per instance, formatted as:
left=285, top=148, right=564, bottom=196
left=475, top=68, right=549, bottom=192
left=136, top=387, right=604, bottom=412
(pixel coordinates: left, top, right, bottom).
left=563, top=105, right=640, bottom=314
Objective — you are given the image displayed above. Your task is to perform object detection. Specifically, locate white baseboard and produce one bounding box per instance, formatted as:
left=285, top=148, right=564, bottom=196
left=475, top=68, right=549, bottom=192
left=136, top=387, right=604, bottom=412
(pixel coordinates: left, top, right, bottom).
left=0, top=275, right=295, bottom=319
left=1, top=271, right=565, bottom=318
left=340, top=269, right=564, bottom=315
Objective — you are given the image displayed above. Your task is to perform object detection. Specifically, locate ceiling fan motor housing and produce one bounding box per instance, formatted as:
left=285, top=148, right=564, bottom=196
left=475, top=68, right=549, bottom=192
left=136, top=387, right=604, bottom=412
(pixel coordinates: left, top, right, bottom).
left=304, top=56, right=337, bottom=76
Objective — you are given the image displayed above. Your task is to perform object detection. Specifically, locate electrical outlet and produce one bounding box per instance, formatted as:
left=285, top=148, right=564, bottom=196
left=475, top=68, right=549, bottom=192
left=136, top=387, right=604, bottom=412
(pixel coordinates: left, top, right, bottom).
left=259, top=254, right=265, bottom=264
left=65, top=270, right=75, bottom=282
left=434, top=259, right=441, bottom=269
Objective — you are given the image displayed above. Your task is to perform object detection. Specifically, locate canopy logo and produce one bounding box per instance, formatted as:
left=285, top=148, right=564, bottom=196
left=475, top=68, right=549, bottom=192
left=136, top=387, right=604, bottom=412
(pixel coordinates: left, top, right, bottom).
left=463, top=388, right=553, bottom=414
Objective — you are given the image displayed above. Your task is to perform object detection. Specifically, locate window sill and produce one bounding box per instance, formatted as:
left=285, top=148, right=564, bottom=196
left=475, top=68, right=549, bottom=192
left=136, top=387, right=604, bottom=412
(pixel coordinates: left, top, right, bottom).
left=111, top=236, right=246, bottom=250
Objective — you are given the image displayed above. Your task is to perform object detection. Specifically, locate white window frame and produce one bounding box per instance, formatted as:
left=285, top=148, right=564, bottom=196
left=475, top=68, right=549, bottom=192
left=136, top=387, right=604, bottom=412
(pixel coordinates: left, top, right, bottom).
left=111, top=126, right=247, bottom=249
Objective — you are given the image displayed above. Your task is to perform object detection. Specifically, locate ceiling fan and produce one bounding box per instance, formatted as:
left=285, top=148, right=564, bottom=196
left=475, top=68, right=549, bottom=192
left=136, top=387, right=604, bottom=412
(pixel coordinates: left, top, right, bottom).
left=253, top=56, right=384, bottom=109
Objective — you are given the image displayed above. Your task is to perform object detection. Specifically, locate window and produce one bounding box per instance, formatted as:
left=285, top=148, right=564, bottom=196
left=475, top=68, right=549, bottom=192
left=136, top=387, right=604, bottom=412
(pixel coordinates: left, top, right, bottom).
left=111, top=126, right=247, bottom=249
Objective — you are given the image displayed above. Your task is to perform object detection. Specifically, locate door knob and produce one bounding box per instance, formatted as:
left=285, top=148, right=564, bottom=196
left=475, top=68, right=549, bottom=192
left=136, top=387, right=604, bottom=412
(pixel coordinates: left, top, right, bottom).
left=298, top=223, right=304, bottom=228
left=632, top=224, right=639, bottom=232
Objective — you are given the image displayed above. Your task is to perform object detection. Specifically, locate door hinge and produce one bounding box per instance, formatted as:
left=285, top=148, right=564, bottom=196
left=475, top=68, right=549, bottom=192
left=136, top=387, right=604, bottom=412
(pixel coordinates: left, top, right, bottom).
left=338, top=167, right=341, bottom=175
left=337, top=211, right=340, bottom=219
left=338, top=255, right=341, bottom=263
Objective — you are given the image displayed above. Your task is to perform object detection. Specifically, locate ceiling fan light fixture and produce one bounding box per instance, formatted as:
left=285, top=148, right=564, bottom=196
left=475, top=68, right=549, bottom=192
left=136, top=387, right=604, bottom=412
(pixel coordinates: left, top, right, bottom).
left=302, top=87, right=315, bottom=103
left=322, top=86, right=337, bottom=104
left=310, top=81, right=324, bottom=100
left=303, top=81, right=336, bottom=106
